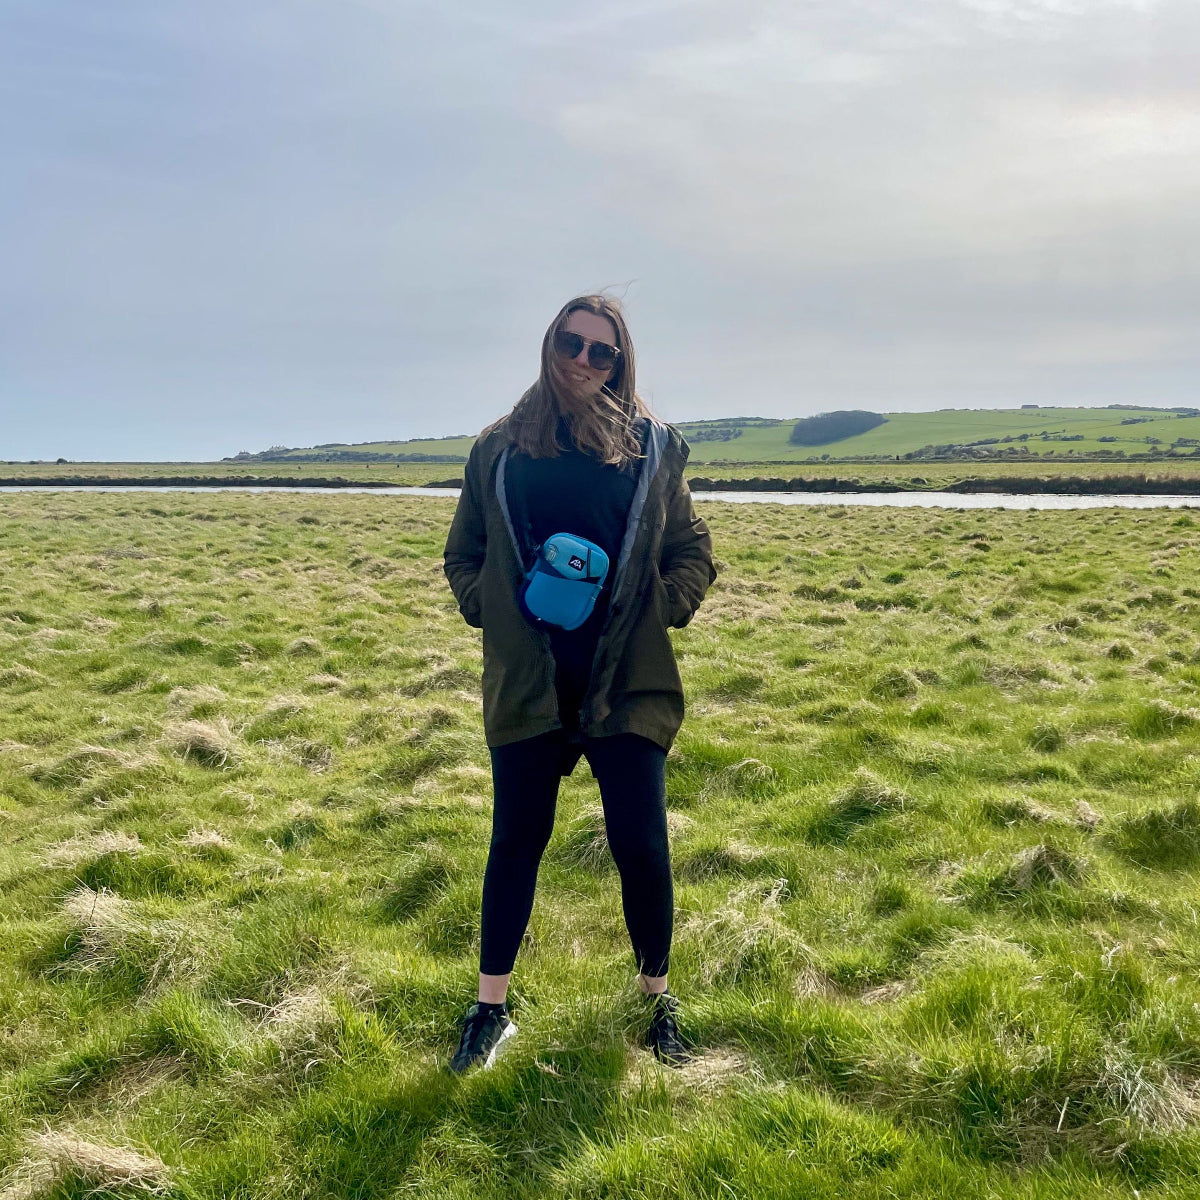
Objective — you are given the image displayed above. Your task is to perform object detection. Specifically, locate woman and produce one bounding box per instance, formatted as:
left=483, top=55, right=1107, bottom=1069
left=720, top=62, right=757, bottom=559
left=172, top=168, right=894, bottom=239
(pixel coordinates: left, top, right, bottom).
left=442, top=294, right=716, bottom=1073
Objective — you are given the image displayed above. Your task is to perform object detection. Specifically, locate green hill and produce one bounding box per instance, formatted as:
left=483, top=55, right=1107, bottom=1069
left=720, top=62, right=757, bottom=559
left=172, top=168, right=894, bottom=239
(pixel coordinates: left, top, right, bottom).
left=227, top=406, right=1200, bottom=465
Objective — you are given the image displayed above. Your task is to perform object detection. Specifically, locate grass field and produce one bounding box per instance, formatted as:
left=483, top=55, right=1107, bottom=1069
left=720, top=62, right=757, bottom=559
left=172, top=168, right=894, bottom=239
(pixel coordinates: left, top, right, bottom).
left=0, top=460, right=464, bottom=487
left=211, top=406, right=1200, bottom=464
left=4, top=492, right=1200, bottom=1197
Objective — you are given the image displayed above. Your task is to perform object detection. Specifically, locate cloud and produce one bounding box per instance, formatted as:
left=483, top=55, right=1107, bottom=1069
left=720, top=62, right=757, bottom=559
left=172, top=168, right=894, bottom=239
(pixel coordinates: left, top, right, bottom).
left=557, top=2, right=1200, bottom=268
left=1, top=0, right=1197, bottom=458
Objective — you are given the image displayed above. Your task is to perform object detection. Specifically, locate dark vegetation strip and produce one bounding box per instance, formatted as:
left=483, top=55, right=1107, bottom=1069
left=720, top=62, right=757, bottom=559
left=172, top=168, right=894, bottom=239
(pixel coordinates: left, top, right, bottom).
left=0, top=475, right=401, bottom=489
left=686, top=474, right=1200, bottom=495
left=9, top=471, right=1200, bottom=495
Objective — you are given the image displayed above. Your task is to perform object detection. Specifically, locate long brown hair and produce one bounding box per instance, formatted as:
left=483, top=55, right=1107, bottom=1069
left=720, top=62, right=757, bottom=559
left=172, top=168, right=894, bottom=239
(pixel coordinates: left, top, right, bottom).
left=483, top=295, right=653, bottom=465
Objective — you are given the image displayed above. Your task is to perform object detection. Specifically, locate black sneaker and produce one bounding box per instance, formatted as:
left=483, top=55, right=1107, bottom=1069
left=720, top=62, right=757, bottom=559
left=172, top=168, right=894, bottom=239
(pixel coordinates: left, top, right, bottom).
left=449, top=1002, right=518, bottom=1074
left=645, top=990, right=691, bottom=1066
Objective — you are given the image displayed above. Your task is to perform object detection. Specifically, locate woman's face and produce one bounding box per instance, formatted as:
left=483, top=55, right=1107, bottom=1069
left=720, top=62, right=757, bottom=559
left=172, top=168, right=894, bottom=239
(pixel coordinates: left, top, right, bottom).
left=551, top=309, right=620, bottom=410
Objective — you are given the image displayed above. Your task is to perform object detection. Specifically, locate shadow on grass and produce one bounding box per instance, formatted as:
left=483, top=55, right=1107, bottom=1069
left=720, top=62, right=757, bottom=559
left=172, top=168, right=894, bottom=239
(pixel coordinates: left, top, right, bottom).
left=194, top=1023, right=634, bottom=1198
left=1106, top=799, right=1200, bottom=870
left=806, top=770, right=909, bottom=844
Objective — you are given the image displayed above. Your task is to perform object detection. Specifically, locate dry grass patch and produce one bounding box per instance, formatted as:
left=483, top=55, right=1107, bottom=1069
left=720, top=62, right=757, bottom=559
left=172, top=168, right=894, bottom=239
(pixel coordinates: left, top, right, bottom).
left=166, top=683, right=226, bottom=717
left=621, top=1046, right=765, bottom=1100
left=0, top=1131, right=171, bottom=1199
left=58, top=885, right=205, bottom=988
left=42, top=829, right=143, bottom=867
left=666, top=811, right=694, bottom=836
left=179, top=827, right=235, bottom=862
left=255, top=693, right=308, bottom=722
left=1073, top=1050, right=1200, bottom=1138
left=0, top=664, right=44, bottom=689
left=340, top=582, right=386, bottom=605
left=233, top=982, right=353, bottom=1071
left=31, top=744, right=147, bottom=789
left=285, top=636, right=323, bottom=657
left=859, top=980, right=916, bottom=1005
left=263, top=736, right=334, bottom=772
left=675, top=1047, right=764, bottom=1092
left=306, top=673, right=344, bottom=690
left=165, top=718, right=240, bottom=768
left=698, top=757, right=777, bottom=802
left=258, top=985, right=340, bottom=1039
left=680, top=879, right=816, bottom=988
left=433, top=763, right=491, bottom=790
left=993, top=843, right=1086, bottom=895
left=400, top=665, right=481, bottom=696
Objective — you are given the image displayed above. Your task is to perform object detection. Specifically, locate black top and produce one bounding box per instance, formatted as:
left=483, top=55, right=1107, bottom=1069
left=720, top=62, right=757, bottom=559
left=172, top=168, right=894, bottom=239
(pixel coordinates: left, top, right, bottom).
left=506, top=414, right=640, bottom=727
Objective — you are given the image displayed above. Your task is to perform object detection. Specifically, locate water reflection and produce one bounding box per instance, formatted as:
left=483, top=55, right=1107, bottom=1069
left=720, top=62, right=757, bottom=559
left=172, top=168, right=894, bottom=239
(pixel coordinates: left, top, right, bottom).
left=3, top=485, right=1200, bottom=511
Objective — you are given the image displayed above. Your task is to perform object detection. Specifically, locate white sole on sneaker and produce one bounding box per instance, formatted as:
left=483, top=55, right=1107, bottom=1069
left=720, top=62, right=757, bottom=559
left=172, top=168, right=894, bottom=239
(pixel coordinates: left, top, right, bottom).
left=482, top=1019, right=518, bottom=1069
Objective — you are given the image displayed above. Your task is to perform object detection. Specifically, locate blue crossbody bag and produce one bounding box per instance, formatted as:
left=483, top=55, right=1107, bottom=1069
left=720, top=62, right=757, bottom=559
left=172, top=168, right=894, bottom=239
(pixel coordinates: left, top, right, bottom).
left=519, top=532, right=610, bottom=631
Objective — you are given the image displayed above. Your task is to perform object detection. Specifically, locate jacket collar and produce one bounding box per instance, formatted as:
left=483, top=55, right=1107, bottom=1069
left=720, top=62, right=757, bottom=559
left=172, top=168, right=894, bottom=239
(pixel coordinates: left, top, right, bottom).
left=492, top=416, right=671, bottom=580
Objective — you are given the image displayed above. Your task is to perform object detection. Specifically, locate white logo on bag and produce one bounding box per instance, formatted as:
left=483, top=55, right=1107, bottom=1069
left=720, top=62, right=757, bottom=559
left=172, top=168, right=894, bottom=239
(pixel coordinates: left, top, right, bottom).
left=568, top=555, right=585, bottom=571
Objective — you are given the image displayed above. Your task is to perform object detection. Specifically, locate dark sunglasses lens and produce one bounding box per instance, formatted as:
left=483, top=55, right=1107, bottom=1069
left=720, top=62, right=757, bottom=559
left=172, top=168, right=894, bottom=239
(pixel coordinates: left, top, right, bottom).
left=553, top=330, right=584, bottom=359
left=588, top=344, right=618, bottom=371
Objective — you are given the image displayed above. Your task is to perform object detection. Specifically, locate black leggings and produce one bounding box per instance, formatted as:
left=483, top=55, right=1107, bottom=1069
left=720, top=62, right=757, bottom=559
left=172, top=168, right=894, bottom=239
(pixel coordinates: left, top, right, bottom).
left=479, top=730, right=673, bottom=978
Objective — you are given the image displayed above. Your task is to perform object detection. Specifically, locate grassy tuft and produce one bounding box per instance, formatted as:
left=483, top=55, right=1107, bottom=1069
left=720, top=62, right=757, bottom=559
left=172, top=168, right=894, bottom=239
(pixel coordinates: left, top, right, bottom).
left=870, top=667, right=921, bottom=699
left=1, top=1131, right=172, bottom=1198
left=679, top=879, right=816, bottom=988
left=285, top=636, right=324, bottom=657
left=31, top=744, right=146, bottom=789
left=990, top=842, right=1086, bottom=895
left=1108, top=798, right=1200, bottom=869
left=675, top=837, right=768, bottom=882
left=1127, top=699, right=1197, bottom=738
left=556, top=805, right=611, bottom=872
left=0, top=664, right=44, bottom=691
left=165, top=718, right=241, bottom=768
left=180, top=826, right=235, bottom=859
left=167, top=683, right=226, bottom=717
left=699, top=756, right=778, bottom=802
left=981, top=795, right=1064, bottom=826
left=809, top=769, right=909, bottom=842
left=1027, top=722, right=1064, bottom=752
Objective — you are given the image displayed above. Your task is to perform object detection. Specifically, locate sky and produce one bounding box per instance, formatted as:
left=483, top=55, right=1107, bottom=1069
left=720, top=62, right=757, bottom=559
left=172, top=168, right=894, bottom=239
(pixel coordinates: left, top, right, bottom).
left=2, top=0, right=1198, bottom=461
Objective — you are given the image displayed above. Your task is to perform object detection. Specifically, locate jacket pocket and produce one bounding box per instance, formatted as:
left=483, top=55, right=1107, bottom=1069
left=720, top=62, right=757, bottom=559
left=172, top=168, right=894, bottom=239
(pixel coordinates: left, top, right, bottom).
left=612, top=581, right=683, bottom=699
left=651, top=573, right=671, bottom=623
left=652, top=572, right=688, bottom=629
left=458, top=576, right=483, bottom=628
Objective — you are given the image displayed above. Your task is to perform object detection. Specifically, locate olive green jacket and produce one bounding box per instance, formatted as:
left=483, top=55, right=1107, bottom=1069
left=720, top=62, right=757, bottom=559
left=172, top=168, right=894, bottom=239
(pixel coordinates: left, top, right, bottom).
left=443, top=415, right=716, bottom=752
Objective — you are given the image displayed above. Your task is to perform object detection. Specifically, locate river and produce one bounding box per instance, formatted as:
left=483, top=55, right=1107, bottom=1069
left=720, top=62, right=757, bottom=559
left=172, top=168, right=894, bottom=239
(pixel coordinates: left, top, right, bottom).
left=4, top=484, right=1200, bottom=510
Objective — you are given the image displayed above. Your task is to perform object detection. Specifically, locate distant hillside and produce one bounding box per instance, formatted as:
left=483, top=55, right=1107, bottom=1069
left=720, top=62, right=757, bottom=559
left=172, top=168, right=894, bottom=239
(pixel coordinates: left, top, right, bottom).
left=226, top=406, right=1200, bottom=465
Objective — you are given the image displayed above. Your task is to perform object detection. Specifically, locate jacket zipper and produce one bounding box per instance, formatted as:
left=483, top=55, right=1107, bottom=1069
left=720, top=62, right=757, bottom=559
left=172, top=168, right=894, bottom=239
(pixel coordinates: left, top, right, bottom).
left=578, top=423, right=669, bottom=728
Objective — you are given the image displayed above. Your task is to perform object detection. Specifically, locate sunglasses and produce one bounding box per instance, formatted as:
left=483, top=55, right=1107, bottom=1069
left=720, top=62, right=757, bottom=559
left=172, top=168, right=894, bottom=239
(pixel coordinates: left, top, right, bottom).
left=552, top=329, right=623, bottom=372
